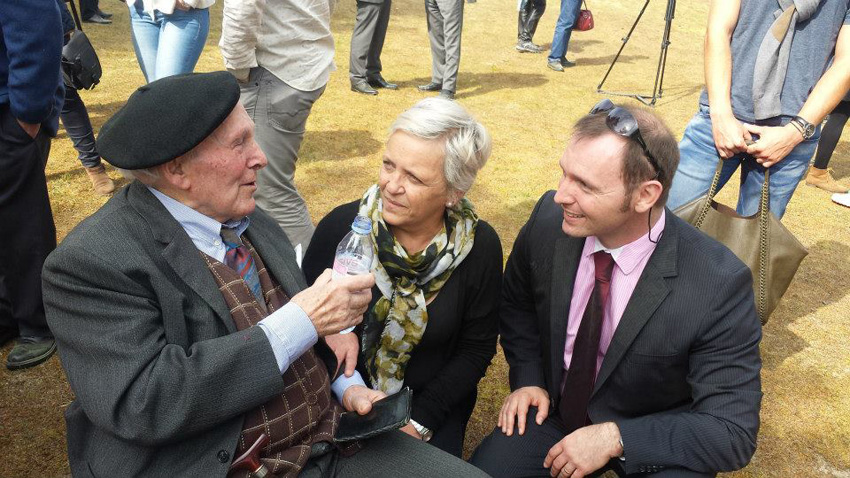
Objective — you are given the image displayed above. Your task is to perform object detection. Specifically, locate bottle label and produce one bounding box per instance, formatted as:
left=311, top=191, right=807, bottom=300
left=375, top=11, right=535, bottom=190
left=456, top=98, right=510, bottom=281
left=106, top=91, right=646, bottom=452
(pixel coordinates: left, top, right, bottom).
left=332, top=253, right=370, bottom=279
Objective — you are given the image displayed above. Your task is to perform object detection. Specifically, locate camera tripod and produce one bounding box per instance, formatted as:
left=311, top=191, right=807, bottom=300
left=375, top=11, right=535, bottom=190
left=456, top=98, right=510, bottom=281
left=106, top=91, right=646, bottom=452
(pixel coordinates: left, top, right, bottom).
left=597, top=0, right=676, bottom=106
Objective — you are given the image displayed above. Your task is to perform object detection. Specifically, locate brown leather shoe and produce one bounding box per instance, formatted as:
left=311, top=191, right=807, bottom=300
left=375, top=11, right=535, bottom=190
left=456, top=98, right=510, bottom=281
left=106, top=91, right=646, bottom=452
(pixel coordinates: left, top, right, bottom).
left=806, top=167, right=849, bottom=193
left=86, top=164, right=116, bottom=195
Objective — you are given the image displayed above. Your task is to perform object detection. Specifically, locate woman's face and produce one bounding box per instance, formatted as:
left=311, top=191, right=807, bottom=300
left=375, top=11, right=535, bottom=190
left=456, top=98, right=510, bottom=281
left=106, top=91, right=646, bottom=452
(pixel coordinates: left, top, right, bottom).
left=379, top=131, right=454, bottom=232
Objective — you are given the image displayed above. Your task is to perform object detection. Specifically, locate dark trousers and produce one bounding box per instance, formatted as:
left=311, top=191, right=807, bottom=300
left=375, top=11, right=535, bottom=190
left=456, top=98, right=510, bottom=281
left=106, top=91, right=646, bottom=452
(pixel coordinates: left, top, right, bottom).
left=60, top=86, right=101, bottom=168
left=0, top=105, right=56, bottom=338
left=517, top=0, right=546, bottom=42
left=469, top=408, right=714, bottom=478
left=813, top=100, right=850, bottom=170
left=79, top=0, right=99, bottom=20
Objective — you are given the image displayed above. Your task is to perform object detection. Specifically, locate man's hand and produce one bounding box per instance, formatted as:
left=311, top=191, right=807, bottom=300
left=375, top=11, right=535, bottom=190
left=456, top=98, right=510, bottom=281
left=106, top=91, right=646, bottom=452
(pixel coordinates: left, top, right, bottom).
left=291, top=269, right=374, bottom=337
left=325, top=332, right=359, bottom=377
left=175, top=0, right=191, bottom=10
left=498, top=386, right=550, bottom=436
left=341, top=384, right=386, bottom=415
left=543, top=422, right=623, bottom=478
left=743, top=123, right=803, bottom=168
left=16, top=120, right=39, bottom=139
left=710, top=111, right=751, bottom=159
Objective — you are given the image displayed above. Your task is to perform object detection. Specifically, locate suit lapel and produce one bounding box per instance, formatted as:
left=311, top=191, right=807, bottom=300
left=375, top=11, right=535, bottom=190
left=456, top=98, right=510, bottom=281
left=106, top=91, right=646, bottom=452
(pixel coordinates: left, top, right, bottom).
left=550, top=235, right=584, bottom=395
left=244, top=212, right=306, bottom=298
left=128, top=183, right=236, bottom=334
left=592, top=210, right=679, bottom=395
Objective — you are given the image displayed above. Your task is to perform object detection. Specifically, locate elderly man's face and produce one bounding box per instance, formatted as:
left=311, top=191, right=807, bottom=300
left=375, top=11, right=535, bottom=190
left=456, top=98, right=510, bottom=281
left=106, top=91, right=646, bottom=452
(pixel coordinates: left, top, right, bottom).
left=180, top=105, right=267, bottom=223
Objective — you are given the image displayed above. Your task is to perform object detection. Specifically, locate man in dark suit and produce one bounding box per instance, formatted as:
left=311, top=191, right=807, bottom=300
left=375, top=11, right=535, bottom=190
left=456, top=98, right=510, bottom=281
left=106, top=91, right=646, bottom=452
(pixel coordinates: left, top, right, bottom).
left=42, top=72, right=490, bottom=477
left=470, top=101, right=762, bottom=477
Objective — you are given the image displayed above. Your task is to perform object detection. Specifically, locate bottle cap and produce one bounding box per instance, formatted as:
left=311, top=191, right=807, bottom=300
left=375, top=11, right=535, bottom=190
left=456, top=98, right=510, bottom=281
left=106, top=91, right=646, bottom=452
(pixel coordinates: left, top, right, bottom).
left=351, top=215, right=372, bottom=235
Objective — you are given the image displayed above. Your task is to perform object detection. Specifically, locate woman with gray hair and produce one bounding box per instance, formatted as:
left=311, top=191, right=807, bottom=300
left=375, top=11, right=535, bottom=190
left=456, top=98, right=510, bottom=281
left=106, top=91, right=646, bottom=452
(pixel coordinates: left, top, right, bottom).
left=303, top=97, right=502, bottom=456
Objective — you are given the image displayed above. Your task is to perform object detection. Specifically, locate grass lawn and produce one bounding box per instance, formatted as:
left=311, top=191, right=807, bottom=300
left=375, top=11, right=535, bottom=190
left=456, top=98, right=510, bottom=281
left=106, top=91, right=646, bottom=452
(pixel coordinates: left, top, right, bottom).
left=1, top=0, right=849, bottom=475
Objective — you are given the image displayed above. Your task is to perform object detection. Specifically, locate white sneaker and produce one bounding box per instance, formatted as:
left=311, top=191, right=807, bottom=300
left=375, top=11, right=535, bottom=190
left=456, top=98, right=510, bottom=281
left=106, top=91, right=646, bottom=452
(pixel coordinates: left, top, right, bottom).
left=832, top=192, right=850, bottom=207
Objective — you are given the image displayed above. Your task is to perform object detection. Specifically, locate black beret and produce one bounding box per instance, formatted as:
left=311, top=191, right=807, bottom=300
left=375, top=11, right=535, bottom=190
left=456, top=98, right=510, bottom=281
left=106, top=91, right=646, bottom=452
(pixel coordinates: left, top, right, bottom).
left=97, top=72, right=241, bottom=170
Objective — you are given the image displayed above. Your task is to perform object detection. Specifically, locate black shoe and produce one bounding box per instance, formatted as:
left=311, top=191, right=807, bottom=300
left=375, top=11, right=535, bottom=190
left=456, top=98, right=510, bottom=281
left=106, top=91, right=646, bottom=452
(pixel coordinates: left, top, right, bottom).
left=351, top=81, right=378, bottom=95
left=83, top=13, right=112, bottom=24
left=6, top=337, right=56, bottom=370
left=367, top=75, right=398, bottom=90
left=418, top=82, right=442, bottom=92
left=561, top=58, right=576, bottom=68
left=547, top=60, right=564, bottom=72
left=97, top=9, right=113, bottom=18
left=0, top=327, right=18, bottom=348
left=439, top=89, right=455, bottom=100
left=515, top=40, right=543, bottom=53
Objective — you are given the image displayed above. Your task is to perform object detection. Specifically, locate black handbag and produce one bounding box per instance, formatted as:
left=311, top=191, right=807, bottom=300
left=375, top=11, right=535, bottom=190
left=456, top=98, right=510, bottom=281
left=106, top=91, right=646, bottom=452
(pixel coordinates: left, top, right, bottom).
left=62, top=29, right=102, bottom=90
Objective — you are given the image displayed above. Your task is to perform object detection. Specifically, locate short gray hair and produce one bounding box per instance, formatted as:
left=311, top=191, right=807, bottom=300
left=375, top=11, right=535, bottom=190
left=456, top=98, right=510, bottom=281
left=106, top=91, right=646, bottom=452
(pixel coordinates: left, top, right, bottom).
left=117, top=166, right=160, bottom=184
left=390, top=98, right=491, bottom=194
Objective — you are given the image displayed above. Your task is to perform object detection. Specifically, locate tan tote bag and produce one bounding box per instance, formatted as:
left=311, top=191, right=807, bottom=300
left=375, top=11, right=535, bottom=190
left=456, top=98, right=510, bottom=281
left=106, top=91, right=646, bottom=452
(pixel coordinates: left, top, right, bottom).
left=673, top=161, right=807, bottom=324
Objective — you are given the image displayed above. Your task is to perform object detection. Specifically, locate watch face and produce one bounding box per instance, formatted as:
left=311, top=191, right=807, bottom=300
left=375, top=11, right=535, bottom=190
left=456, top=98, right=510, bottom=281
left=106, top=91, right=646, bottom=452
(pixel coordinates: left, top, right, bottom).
left=805, top=124, right=815, bottom=138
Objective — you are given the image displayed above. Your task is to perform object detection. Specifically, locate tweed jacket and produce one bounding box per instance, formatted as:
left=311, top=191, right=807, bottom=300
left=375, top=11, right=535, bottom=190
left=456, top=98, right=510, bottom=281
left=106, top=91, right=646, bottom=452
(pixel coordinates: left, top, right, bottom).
left=43, top=181, right=336, bottom=477
left=500, top=191, right=763, bottom=475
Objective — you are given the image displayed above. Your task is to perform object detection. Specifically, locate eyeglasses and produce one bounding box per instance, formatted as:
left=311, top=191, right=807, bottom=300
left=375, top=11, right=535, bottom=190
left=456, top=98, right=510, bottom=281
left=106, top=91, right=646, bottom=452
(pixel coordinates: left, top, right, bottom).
left=589, top=99, right=663, bottom=182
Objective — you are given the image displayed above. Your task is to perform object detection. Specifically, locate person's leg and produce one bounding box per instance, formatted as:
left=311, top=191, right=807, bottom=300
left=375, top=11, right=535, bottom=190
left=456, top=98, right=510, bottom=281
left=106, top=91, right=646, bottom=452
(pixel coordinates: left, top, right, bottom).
left=525, top=0, right=547, bottom=42
left=425, top=0, right=446, bottom=86
left=667, top=107, right=741, bottom=212
left=736, top=128, right=820, bottom=218
left=335, top=430, right=491, bottom=477
left=128, top=3, right=161, bottom=83
left=245, top=68, right=322, bottom=252
left=547, top=0, right=580, bottom=63
left=79, top=0, right=98, bottom=20
left=0, top=106, right=57, bottom=369
left=366, top=0, right=392, bottom=80
left=152, top=8, right=210, bottom=81
left=518, top=0, right=531, bottom=41
left=813, top=100, right=850, bottom=170
left=436, top=0, right=463, bottom=93
left=60, top=87, right=115, bottom=194
left=470, top=407, right=567, bottom=478
left=426, top=390, right=476, bottom=458
left=350, top=2, right=382, bottom=84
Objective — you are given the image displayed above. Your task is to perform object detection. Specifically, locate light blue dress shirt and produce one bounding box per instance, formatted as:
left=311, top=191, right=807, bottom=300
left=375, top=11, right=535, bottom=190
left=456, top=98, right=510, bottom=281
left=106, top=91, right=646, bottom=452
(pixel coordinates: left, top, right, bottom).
left=148, top=187, right=365, bottom=400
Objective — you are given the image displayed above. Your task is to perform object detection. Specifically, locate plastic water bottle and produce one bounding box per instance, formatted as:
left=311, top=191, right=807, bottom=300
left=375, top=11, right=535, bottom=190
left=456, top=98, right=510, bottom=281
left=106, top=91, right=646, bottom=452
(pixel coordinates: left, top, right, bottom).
left=332, top=215, right=374, bottom=333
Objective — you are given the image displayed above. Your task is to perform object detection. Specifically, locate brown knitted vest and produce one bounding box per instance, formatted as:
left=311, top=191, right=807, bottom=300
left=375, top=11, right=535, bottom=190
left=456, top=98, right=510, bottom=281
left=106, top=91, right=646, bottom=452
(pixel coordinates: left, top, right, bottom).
left=203, top=237, right=341, bottom=478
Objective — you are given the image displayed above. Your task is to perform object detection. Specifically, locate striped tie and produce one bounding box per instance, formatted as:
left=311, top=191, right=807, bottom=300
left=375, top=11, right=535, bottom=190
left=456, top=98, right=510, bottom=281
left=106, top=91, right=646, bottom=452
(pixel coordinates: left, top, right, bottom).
left=221, top=227, right=264, bottom=305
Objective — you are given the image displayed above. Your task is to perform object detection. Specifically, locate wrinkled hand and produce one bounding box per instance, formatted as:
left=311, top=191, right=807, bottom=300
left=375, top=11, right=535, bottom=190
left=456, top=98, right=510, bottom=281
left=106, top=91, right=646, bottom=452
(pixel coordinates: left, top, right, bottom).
left=341, top=385, right=386, bottom=415
left=16, top=120, right=39, bottom=139
left=743, top=123, right=802, bottom=168
left=291, top=269, right=374, bottom=337
left=498, top=386, right=550, bottom=436
left=325, top=332, right=359, bottom=377
left=711, top=112, right=751, bottom=159
left=544, top=422, right=623, bottom=478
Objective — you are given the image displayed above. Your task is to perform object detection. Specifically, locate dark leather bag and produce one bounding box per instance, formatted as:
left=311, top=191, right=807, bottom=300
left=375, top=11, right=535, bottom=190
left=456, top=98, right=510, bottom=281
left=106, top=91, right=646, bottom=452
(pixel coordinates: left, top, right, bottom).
left=576, top=0, right=594, bottom=32
left=62, top=30, right=102, bottom=90
left=673, top=160, right=807, bottom=324
left=334, top=387, right=412, bottom=442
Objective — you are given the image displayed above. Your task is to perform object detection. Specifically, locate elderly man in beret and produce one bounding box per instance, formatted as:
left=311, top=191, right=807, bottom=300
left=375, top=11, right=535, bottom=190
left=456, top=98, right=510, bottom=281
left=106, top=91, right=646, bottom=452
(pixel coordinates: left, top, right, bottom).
left=42, top=72, right=490, bottom=478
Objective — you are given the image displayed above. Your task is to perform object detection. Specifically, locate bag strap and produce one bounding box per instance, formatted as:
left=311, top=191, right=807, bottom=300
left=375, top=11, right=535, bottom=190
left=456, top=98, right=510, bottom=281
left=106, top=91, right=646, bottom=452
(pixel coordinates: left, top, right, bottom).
left=65, top=0, right=84, bottom=32
left=693, top=158, right=772, bottom=227
left=582, top=0, right=588, bottom=8
left=757, top=167, right=770, bottom=321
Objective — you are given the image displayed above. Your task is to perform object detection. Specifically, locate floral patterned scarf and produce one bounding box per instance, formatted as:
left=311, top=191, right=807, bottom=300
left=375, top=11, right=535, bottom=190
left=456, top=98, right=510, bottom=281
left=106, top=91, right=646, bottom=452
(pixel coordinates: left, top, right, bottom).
left=357, top=184, right=478, bottom=393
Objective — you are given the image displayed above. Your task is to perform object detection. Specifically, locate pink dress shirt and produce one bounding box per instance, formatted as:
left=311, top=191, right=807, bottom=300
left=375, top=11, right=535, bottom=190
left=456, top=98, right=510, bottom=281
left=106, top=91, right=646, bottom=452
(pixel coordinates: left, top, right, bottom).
left=563, top=212, right=666, bottom=376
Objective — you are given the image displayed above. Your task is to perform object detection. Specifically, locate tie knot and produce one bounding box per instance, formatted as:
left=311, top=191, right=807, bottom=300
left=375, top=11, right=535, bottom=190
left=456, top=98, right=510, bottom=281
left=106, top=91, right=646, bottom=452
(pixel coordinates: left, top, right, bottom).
left=221, top=227, right=243, bottom=248
left=593, top=251, right=615, bottom=283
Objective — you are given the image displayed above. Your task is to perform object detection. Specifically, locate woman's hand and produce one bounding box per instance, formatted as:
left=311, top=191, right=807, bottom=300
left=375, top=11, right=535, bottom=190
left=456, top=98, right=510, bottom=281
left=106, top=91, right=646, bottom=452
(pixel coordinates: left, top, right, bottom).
left=325, top=332, right=360, bottom=377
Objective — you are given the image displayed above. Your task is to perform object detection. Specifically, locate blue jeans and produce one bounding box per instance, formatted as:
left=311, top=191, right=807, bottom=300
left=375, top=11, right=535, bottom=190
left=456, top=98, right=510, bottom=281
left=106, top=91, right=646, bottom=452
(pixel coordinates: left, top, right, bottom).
left=547, top=0, right=581, bottom=62
left=128, top=4, right=209, bottom=83
left=668, top=105, right=821, bottom=219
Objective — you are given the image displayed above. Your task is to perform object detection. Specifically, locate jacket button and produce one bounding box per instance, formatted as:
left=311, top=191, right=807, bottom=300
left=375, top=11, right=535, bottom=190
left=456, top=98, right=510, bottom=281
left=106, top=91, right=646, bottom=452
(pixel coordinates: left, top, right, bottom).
left=217, top=450, right=230, bottom=463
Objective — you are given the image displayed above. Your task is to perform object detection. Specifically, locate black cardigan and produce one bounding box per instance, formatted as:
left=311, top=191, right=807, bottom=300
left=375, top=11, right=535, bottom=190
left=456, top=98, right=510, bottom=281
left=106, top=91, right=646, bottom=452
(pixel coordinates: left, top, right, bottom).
left=303, top=201, right=502, bottom=433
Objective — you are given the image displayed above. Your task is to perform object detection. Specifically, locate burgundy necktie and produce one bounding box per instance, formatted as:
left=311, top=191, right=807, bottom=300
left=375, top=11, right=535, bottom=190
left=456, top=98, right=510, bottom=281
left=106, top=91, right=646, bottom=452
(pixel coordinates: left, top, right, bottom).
left=559, top=251, right=615, bottom=434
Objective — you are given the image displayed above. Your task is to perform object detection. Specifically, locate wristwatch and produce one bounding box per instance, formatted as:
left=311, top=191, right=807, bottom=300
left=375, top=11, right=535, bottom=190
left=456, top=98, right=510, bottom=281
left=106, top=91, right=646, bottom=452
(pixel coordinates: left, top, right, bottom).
left=790, top=116, right=816, bottom=140
left=409, top=419, right=433, bottom=442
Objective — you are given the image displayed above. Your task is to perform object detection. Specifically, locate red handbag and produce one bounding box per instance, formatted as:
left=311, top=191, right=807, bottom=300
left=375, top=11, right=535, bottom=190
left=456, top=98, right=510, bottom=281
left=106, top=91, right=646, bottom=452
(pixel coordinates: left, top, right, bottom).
left=576, top=0, right=594, bottom=32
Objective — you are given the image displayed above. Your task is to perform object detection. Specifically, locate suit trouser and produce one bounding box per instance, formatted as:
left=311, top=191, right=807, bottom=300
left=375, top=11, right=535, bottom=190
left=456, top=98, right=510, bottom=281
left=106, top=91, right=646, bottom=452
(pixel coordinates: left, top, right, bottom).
left=426, top=0, right=464, bottom=93
left=0, top=105, right=56, bottom=338
left=469, top=407, right=714, bottom=478
left=349, top=0, right=392, bottom=83
left=301, top=429, right=491, bottom=477
left=240, top=67, right=324, bottom=253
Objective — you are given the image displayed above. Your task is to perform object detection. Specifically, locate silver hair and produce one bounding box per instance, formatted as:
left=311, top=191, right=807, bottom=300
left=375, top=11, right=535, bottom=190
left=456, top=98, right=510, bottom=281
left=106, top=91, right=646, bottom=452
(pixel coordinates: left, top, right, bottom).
left=117, top=167, right=160, bottom=184
left=389, top=98, right=492, bottom=194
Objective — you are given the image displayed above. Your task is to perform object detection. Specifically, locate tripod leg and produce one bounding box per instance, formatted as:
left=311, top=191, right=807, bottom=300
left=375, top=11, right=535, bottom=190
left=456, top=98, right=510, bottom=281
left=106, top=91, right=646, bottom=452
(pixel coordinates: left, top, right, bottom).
left=597, top=0, right=651, bottom=91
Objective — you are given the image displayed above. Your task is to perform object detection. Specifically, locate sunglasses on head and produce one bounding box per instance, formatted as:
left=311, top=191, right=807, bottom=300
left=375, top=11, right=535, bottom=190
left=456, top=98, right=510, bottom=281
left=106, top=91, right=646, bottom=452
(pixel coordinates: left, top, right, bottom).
left=589, top=99, right=663, bottom=183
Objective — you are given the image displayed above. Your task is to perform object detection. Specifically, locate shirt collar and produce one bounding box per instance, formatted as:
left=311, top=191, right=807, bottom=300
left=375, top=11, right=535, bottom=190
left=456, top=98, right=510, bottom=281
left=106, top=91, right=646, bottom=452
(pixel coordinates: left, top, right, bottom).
left=584, top=210, right=666, bottom=275
left=147, top=186, right=250, bottom=248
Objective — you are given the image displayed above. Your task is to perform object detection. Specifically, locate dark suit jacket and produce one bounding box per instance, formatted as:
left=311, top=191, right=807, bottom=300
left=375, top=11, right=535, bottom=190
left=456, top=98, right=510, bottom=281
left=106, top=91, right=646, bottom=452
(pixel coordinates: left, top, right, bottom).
left=43, top=182, right=335, bottom=477
left=500, top=191, right=762, bottom=475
